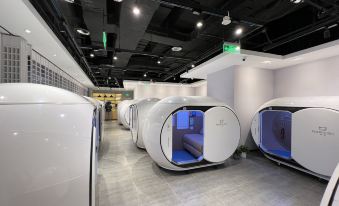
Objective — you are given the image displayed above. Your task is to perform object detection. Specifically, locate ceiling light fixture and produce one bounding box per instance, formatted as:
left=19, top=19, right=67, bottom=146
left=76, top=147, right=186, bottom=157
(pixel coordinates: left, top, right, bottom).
left=290, top=0, right=303, bottom=3
left=76, top=28, right=90, bottom=36
left=64, top=0, right=75, bottom=3
left=235, top=28, right=243, bottom=36
left=114, top=0, right=123, bottom=2
left=113, top=56, right=118, bottom=60
left=222, top=11, right=232, bottom=26
left=171, top=46, right=182, bottom=52
left=90, top=53, right=95, bottom=58
left=144, top=73, right=147, bottom=77
left=191, top=64, right=195, bottom=68
left=133, top=6, right=141, bottom=16
left=262, top=60, right=272, bottom=64
left=196, top=21, right=203, bottom=28
left=157, top=60, right=161, bottom=64
left=24, top=29, right=31, bottom=34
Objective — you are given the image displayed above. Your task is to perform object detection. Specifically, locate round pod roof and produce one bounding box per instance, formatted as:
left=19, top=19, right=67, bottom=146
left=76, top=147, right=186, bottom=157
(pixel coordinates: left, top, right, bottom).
left=258, top=96, right=339, bottom=111
left=157, top=96, right=226, bottom=106
left=0, top=83, right=89, bottom=105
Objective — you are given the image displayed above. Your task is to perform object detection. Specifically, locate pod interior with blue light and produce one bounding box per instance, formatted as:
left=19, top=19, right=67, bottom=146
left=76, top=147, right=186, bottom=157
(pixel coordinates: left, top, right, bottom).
left=251, top=97, right=339, bottom=179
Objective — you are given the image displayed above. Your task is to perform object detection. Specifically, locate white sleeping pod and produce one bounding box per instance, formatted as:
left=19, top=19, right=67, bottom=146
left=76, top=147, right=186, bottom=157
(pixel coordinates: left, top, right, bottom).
left=143, top=96, right=240, bottom=171
left=117, top=100, right=131, bottom=125
left=0, top=84, right=98, bottom=206
left=119, top=100, right=137, bottom=129
left=321, top=163, right=339, bottom=206
left=84, top=97, right=105, bottom=147
left=251, top=97, right=339, bottom=179
left=130, top=98, right=160, bottom=148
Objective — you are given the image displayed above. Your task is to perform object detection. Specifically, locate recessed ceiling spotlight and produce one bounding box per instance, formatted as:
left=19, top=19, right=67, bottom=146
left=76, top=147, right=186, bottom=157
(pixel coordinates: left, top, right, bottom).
left=108, top=76, right=112, bottom=80
left=113, top=56, right=118, bottom=60
left=113, top=0, right=123, bottom=2
left=64, top=0, right=75, bottom=3
left=235, top=28, right=243, bottom=36
left=262, top=60, right=272, bottom=64
left=196, top=21, right=203, bottom=28
left=76, top=28, right=90, bottom=36
left=290, top=0, right=303, bottom=3
left=157, top=60, right=161, bottom=64
left=191, top=64, right=195, bottom=68
left=144, top=73, right=147, bottom=77
left=133, top=6, right=141, bottom=16
left=90, top=53, right=95, bottom=58
left=171, top=46, right=182, bottom=52
left=24, top=29, right=31, bottom=34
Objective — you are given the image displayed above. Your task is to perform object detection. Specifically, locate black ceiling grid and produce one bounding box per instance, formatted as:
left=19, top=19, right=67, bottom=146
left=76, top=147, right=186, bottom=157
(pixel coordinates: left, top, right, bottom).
left=29, top=0, right=339, bottom=88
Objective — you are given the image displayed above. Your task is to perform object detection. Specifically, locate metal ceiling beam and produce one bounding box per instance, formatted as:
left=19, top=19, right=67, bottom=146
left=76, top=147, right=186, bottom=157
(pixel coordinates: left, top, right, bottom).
left=263, top=15, right=339, bottom=51
left=114, top=48, right=193, bottom=61
left=150, top=0, right=263, bottom=26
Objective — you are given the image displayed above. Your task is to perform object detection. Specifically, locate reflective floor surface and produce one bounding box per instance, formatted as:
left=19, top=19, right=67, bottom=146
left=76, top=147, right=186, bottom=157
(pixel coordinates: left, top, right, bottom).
left=97, top=121, right=327, bottom=206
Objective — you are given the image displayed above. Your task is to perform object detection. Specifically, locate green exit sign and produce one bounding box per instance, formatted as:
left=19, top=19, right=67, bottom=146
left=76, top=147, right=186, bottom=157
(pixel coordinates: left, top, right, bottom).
left=103, top=31, right=107, bottom=49
left=223, top=43, right=240, bottom=54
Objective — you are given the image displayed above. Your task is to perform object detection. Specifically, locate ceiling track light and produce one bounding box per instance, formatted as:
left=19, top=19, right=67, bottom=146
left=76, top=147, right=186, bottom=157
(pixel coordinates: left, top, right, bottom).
left=222, top=11, right=231, bottom=26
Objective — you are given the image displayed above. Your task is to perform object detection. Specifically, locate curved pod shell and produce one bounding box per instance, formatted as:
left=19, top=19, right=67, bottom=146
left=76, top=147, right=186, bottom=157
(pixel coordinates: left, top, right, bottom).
left=251, top=97, right=339, bottom=178
left=0, top=83, right=98, bottom=206
left=143, top=96, right=240, bottom=171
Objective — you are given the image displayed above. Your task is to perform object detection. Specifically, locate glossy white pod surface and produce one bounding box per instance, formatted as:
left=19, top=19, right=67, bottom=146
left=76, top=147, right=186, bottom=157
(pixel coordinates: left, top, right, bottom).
left=0, top=83, right=96, bottom=206
left=143, top=96, right=240, bottom=171
left=130, top=98, right=160, bottom=149
left=251, top=96, right=339, bottom=178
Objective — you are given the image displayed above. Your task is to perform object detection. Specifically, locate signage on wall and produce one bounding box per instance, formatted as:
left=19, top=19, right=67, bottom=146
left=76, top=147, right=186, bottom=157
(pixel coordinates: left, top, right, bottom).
left=223, top=43, right=240, bottom=54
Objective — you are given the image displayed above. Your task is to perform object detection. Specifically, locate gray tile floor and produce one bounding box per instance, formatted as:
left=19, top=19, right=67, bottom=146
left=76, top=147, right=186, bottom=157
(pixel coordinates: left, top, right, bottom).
left=98, top=121, right=327, bottom=206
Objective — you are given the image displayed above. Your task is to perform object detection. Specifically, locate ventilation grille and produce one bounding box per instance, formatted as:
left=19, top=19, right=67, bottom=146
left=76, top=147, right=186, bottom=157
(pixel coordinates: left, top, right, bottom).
left=1, top=47, right=20, bottom=83
left=0, top=34, right=88, bottom=95
left=29, top=51, right=87, bottom=95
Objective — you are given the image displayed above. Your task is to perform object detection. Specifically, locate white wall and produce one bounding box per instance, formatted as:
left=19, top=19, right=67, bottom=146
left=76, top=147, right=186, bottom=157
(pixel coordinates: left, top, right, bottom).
left=124, top=81, right=199, bottom=99
left=194, top=81, right=207, bottom=96
left=275, top=55, right=339, bottom=97
left=234, top=66, right=274, bottom=147
left=207, top=67, right=235, bottom=107
left=206, top=66, right=274, bottom=148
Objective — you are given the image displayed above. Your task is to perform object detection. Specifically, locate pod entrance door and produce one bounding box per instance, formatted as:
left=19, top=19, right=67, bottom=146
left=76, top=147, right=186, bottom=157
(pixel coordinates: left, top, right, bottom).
left=260, top=110, right=292, bottom=160
left=171, top=110, right=204, bottom=165
left=204, top=107, right=240, bottom=163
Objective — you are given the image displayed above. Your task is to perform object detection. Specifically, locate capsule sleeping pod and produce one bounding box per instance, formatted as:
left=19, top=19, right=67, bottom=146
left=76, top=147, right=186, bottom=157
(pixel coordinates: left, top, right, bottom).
left=118, top=100, right=137, bottom=129
left=84, top=96, right=105, bottom=147
left=143, top=96, right=240, bottom=171
left=0, top=84, right=98, bottom=206
left=130, top=98, right=160, bottom=149
left=321, top=163, right=339, bottom=206
left=251, top=97, right=339, bottom=179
